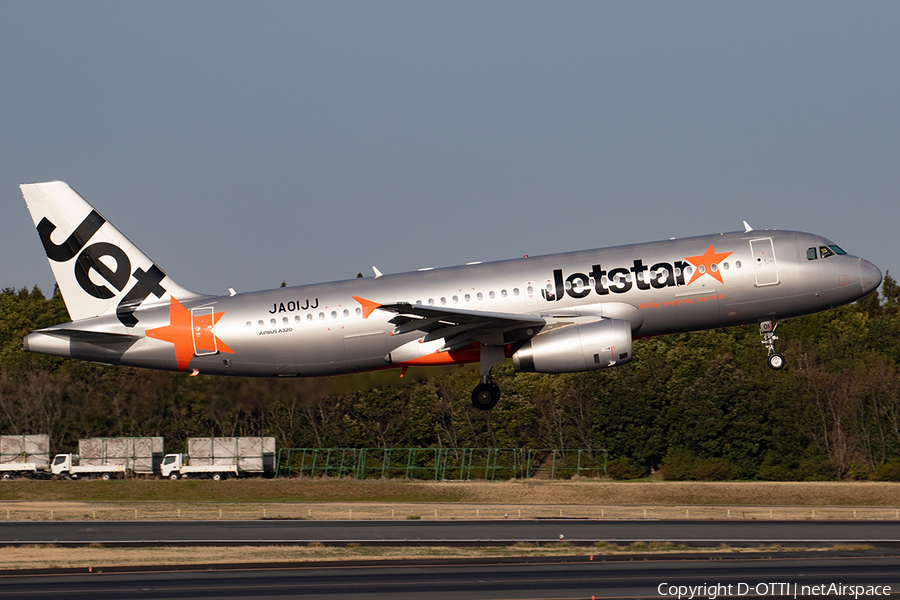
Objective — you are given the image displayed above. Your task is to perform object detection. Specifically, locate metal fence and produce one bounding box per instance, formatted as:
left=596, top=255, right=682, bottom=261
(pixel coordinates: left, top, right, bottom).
left=276, top=448, right=608, bottom=480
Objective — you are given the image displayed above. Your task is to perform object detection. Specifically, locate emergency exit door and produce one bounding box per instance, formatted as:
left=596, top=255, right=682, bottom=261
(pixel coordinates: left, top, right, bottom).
left=191, top=307, right=218, bottom=356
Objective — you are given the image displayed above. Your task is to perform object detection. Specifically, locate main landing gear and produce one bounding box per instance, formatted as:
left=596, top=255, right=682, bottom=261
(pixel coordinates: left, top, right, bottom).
left=472, top=381, right=501, bottom=411
left=760, top=320, right=785, bottom=370
left=471, top=344, right=505, bottom=411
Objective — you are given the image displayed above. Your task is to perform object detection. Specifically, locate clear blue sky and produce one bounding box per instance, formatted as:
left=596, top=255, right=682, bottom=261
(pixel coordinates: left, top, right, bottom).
left=2, top=1, right=898, bottom=297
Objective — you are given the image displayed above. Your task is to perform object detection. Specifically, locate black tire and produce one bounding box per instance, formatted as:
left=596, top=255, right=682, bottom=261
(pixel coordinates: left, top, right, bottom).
left=767, top=353, right=786, bottom=370
left=212, top=473, right=223, bottom=481
left=169, top=473, right=179, bottom=480
left=471, top=382, right=501, bottom=411
left=101, top=473, right=111, bottom=481
left=1, top=473, right=11, bottom=480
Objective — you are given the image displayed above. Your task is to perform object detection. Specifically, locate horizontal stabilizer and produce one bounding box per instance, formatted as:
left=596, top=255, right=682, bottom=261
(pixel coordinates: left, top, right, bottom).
left=23, top=327, right=142, bottom=359
left=32, top=328, right=142, bottom=344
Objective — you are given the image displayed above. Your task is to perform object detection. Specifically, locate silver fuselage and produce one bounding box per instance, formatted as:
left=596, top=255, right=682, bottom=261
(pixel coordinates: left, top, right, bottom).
left=25, top=229, right=882, bottom=377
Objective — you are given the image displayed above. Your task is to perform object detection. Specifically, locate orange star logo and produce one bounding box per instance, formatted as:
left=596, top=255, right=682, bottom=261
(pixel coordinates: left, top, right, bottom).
left=146, top=297, right=234, bottom=371
left=683, top=244, right=733, bottom=285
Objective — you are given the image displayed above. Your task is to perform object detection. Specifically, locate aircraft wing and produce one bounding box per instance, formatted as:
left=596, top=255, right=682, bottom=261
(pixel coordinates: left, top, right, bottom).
left=353, top=296, right=545, bottom=351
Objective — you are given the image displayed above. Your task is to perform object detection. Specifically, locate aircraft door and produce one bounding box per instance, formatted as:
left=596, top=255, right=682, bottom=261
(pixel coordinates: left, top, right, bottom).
left=749, top=238, right=779, bottom=286
left=190, top=307, right=218, bottom=356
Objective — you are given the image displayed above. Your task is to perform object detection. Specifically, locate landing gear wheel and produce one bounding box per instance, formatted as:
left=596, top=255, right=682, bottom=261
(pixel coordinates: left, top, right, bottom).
left=759, top=320, right=785, bottom=370
left=471, top=382, right=501, bottom=411
left=767, top=353, right=785, bottom=370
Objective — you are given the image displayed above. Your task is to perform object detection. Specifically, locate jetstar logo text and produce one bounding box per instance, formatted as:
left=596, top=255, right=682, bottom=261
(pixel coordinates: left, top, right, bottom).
left=542, top=244, right=733, bottom=302
left=37, top=210, right=167, bottom=327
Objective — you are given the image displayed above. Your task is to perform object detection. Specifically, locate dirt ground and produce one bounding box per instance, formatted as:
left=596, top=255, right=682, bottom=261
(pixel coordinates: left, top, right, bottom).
left=0, top=543, right=864, bottom=571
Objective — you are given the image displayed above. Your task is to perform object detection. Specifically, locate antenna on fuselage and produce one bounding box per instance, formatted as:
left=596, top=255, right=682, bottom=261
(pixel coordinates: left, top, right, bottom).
left=743, top=221, right=753, bottom=233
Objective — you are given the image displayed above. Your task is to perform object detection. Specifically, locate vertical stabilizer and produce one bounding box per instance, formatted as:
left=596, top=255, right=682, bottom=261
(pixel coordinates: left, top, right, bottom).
left=20, top=181, right=202, bottom=326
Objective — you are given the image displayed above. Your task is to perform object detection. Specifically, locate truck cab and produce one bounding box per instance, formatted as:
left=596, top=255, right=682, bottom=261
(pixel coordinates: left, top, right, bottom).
left=161, top=454, right=183, bottom=479
left=51, top=454, right=73, bottom=476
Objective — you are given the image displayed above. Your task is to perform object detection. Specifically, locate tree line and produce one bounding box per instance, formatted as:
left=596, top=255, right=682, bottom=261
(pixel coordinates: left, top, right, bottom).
left=1, top=274, right=899, bottom=481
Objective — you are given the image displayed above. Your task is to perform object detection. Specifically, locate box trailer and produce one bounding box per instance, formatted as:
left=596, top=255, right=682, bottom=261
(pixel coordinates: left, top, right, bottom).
left=77, top=437, right=164, bottom=475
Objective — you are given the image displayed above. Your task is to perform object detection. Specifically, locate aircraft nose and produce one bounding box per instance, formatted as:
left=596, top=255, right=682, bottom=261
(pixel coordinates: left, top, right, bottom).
left=859, top=259, right=882, bottom=295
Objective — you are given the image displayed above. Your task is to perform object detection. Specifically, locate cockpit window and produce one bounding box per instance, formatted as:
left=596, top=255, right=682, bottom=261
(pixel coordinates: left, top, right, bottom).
left=811, top=245, right=848, bottom=260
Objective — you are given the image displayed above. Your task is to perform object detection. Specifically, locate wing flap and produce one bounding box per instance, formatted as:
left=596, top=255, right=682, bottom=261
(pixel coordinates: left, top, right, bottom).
left=375, top=302, right=545, bottom=327
left=353, top=297, right=546, bottom=349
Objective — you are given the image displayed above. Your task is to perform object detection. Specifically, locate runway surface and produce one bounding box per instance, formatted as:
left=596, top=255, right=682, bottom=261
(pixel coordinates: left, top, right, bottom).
left=1, top=555, right=899, bottom=599
left=3, top=519, right=900, bottom=545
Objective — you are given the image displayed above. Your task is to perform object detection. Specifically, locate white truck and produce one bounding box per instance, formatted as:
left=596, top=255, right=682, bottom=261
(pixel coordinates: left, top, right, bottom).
left=51, top=454, right=127, bottom=480
left=162, top=437, right=276, bottom=480
left=160, top=454, right=238, bottom=480
left=0, top=434, right=51, bottom=479
left=0, top=462, right=49, bottom=479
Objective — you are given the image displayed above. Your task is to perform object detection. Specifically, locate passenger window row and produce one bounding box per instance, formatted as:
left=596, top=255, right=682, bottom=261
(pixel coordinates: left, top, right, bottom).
left=416, top=288, right=518, bottom=306
left=246, top=307, right=363, bottom=328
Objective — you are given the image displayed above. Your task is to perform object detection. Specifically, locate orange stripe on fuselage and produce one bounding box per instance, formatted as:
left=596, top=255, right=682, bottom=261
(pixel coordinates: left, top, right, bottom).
left=397, top=343, right=513, bottom=367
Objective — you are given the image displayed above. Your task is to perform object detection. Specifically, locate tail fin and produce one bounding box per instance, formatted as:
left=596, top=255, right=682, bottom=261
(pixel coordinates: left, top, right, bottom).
left=20, top=181, right=202, bottom=326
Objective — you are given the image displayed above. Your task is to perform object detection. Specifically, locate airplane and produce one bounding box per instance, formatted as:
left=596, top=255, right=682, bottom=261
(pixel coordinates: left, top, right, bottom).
left=18, top=181, right=883, bottom=410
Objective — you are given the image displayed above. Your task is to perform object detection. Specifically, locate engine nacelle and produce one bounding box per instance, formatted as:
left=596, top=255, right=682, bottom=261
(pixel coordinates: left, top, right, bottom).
left=512, top=319, right=633, bottom=373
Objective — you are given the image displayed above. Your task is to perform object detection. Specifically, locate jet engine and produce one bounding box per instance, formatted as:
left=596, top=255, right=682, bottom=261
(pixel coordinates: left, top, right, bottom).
left=512, top=319, right=633, bottom=373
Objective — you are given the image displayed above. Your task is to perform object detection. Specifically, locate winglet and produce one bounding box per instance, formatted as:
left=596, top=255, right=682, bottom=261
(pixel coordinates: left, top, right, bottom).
left=352, top=296, right=381, bottom=319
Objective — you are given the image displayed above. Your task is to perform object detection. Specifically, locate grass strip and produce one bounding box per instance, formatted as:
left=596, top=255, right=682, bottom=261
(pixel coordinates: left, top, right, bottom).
left=2, top=480, right=900, bottom=507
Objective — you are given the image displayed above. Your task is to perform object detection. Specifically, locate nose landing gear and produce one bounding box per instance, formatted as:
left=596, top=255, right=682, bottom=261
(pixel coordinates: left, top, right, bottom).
left=760, top=320, right=785, bottom=370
